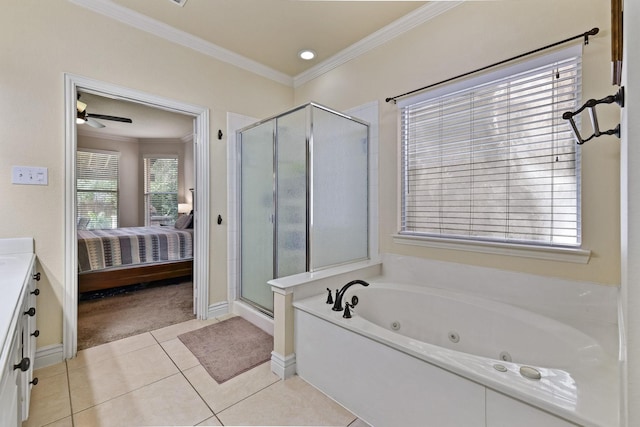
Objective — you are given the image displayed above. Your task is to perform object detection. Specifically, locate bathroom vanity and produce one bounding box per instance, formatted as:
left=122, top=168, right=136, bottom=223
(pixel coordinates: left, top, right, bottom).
left=0, top=238, right=38, bottom=426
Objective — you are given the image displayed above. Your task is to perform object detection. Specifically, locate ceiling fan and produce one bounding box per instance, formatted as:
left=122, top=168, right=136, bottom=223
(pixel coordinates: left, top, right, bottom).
left=76, top=93, right=133, bottom=128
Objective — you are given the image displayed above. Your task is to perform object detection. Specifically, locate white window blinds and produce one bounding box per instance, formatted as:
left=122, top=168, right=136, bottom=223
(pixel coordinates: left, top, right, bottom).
left=77, top=150, right=119, bottom=229
left=400, top=47, right=582, bottom=246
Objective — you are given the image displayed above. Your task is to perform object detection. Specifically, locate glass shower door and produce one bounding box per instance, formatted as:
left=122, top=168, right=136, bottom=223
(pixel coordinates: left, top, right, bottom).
left=276, top=108, right=307, bottom=277
left=239, top=120, right=275, bottom=313
left=311, top=106, right=369, bottom=269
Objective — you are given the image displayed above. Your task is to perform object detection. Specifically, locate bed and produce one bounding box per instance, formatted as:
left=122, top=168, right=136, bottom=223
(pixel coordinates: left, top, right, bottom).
left=77, top=225, right=193, bottom=293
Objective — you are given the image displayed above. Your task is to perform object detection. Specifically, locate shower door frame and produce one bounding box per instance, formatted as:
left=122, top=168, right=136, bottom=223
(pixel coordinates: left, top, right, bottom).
left=236, top=102, right=370, bottom=316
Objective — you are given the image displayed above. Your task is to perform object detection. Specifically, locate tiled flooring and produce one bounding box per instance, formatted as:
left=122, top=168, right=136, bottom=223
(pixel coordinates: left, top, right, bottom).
left=23, top=315, right=369, bottom=427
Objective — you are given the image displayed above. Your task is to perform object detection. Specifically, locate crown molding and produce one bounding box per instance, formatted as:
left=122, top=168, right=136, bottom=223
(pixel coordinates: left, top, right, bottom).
left=68, top=0, right=293, bottom=87
left=77, top=128, right=139, bottom=143
left=293, top=1, right=463, bottom=87
left=69, top=0, right=461, bottom=89
left=138, top=136, right=190, bottom=144
left=78, top=129, right=193, bottom=143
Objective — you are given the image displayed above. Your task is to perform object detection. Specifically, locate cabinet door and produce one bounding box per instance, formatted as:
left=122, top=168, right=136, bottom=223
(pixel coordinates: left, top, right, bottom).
left=0, top=327, right=22, bottom=427
left=21, top=260, right=37, bottom=421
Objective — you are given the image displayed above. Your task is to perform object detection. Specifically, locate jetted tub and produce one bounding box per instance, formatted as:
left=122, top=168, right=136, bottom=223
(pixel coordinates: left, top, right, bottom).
left=293, top=281, right=619, bottom=427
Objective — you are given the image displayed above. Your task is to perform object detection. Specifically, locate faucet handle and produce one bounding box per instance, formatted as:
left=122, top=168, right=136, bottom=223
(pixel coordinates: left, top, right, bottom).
left=325, top=288, right=334, bottom=304
left=343, top=302, right=353, bottom=319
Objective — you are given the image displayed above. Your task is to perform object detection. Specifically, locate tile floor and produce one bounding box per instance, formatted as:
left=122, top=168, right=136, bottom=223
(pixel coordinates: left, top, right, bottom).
left=23, top=315, right=370, bottom=427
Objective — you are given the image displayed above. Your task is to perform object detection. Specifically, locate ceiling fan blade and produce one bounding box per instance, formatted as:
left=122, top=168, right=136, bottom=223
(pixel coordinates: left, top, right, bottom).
left=85, top=117, right=106, bottom=128
left=87, top=113, right=132, bottom=123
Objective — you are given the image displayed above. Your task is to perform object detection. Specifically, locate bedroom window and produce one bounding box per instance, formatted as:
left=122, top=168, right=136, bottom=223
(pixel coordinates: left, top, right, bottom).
left=77, top=149, right=119, bottom=230
left=399, top=46, right=582, bottom=247
left=144, top=156, right=179, bottom=226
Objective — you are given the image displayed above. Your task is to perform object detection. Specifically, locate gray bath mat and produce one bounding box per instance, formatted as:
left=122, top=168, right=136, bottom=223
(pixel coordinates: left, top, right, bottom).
left=178, top=316, right=273, bottom=383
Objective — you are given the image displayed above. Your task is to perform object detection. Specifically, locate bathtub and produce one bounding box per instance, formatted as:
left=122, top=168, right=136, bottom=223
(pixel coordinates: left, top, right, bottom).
left=293, top=281, right=619, bottom=427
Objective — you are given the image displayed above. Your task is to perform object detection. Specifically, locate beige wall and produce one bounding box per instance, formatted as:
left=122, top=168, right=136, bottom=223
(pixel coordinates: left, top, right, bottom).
left=0, top=0, right=293, bottom=348
left=296, top=0, right=620, bottom=285
left=0, top=0, right=620, bottom=352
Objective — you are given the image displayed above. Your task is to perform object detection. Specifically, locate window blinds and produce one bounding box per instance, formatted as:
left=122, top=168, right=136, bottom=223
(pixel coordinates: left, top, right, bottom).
left=144, top=157, right=179, bottom=225
left=76, top=150, right=119, bottom=229
left=400, top=49, right=582, bottom=246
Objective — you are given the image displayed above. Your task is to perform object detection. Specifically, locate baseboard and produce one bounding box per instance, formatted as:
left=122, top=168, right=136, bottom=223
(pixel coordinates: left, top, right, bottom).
left=34, top=344, right=64, bottom=369
left=232, top=300, right=274, bottom=335
left=271, top=351, right=296, bottom=380
left=208, top=301, right=229, bottom=319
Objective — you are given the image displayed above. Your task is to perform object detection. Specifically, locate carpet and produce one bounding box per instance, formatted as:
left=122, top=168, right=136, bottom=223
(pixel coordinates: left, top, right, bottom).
left=77, top=281, right=195, bottom=350
left=178, top=316, right=273, bottom=383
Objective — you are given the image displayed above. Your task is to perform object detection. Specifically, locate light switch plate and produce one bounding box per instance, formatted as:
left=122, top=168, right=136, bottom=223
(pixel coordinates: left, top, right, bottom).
left=11, top=166, right=48, bottom=185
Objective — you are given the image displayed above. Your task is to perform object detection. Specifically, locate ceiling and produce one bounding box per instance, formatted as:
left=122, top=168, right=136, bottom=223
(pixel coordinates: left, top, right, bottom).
left=75, top=0, right=435, bottom=140
left=110, top=0, right=428, bottom=77
left=77, top=91, right=195, bottom=140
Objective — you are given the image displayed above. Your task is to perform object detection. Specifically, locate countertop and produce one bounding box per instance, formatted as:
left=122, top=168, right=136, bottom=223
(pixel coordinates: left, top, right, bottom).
left=0, top=238, right=35, bottom=373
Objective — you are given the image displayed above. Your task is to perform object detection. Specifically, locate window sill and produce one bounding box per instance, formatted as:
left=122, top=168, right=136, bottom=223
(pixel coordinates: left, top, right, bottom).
left=392, top=234, right=591, bottom=264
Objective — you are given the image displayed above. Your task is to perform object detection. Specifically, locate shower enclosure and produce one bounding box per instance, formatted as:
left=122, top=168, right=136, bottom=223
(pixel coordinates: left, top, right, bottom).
left=238, top=103, right=369, bottom=314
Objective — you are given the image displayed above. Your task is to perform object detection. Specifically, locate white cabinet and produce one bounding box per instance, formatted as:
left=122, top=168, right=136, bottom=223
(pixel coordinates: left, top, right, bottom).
left=0, top=238, right=38, bottom=426
left=0, top=326, right=21, bottom=427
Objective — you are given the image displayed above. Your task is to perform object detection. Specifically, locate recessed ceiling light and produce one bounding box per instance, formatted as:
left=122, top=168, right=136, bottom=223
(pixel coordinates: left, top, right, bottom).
left=299, top=50, right=316, bottom=60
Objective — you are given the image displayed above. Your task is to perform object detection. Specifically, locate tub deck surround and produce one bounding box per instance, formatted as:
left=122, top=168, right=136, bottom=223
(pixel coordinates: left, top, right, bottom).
left=268, top=258, right=382, bottom=297
left=268, top=258, right=382, bottom=379
left=267, top=253, right=620, bottom=424
left=293, top=283, right=620, bottom=427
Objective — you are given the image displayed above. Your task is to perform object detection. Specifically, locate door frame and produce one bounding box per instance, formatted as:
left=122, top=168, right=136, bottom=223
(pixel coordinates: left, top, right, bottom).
left=63, top=73, right=210, bottom=359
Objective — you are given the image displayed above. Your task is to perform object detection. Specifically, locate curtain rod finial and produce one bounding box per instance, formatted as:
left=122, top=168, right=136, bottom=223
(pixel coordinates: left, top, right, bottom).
left=584, top=27, right=599, bottom=45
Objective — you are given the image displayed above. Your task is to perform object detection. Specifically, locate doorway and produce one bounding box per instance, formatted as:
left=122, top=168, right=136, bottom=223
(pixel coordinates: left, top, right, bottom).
left=63, top=74, right=211, bottom=359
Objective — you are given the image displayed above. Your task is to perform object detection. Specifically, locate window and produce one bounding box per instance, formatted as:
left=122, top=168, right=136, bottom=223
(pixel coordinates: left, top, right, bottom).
left=400, top=46, right=582, bottom=247
left=144, top=156, right=179, bottom=226
left=77, top=150, right=119, bottom=229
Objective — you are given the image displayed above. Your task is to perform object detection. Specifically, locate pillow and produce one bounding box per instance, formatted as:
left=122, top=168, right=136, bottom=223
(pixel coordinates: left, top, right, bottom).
left=174, top=214, right=192, bottom=229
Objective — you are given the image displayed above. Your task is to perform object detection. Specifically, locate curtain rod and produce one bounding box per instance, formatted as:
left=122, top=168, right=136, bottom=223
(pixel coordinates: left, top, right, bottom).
left=385, top=27, right=599, bottom=104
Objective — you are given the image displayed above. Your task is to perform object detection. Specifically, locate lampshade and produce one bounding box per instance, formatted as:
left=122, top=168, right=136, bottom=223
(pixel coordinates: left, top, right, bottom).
left=178, top=203, right=192, bottom=214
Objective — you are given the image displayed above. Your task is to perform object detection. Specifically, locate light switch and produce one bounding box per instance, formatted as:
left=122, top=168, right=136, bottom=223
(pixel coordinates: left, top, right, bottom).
left=11, top=166, right=48, bottom=185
